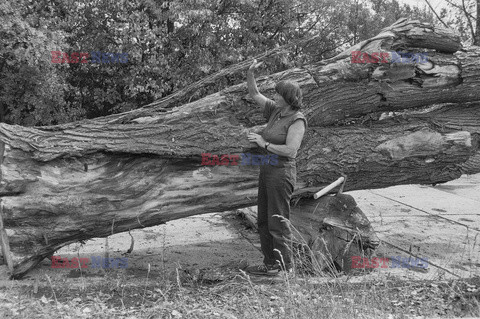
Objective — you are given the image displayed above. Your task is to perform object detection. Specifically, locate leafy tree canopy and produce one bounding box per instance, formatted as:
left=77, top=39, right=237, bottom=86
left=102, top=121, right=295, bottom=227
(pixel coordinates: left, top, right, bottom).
left=0, top=0, right=439, bottom=125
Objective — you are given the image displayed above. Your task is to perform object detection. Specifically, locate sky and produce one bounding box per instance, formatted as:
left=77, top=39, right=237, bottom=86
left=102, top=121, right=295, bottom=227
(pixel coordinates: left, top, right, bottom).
left=398, top=0, right=448, bottom=12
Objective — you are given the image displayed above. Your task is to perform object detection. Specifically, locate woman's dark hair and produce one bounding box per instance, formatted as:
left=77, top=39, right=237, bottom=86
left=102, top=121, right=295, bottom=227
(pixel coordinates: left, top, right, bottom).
left=275, top=80, right=303, bottom=110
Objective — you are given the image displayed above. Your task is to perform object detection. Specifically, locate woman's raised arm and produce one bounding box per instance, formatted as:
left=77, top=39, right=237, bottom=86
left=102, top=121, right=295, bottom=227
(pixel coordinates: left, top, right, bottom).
left=247, top=59, right=269, bottom=109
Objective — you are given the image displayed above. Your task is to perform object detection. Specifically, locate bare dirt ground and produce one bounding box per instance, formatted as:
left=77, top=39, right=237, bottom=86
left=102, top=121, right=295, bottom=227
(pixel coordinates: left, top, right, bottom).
left=0, top=213, right=263, bottom=285
left=350, top=173, right=480, bottom=281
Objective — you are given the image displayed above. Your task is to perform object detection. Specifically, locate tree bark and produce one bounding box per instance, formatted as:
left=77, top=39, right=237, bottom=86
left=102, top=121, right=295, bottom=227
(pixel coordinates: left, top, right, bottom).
left=0, top=19, right=479, bottom=278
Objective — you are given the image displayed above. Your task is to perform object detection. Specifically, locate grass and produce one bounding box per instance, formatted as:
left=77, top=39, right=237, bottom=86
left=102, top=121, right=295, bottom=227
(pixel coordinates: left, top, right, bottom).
left=1, top=269, right=479, bottom=318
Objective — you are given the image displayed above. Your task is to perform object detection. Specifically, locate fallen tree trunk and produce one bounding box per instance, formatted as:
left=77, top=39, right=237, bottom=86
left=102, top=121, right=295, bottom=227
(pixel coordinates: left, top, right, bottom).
left=1, top=19, right=479, bottom=278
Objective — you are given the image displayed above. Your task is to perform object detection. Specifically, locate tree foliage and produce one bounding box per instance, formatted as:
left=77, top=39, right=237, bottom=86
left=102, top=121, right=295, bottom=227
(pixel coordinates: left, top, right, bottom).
left=0, top=1, right=81, bottom=125
left=0, top=0, right=434, bottom=126
left=439, top=0, right=479, bottom=45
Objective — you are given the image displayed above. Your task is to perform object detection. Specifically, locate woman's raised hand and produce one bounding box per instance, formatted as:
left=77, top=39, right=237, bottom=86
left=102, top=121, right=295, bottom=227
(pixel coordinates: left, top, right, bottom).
left=249, top=59, right=263, bottom=71
left=246, top=58, right=268, bottom=107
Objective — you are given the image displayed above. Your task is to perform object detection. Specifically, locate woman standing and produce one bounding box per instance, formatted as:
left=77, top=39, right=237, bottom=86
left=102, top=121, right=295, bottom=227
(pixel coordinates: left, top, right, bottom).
left=246, top=59, right=307, bottom=276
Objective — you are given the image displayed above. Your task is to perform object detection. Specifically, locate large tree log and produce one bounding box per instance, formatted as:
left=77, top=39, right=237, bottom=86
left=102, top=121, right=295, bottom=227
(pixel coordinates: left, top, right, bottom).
left=0, top=19, right=479, bottom=278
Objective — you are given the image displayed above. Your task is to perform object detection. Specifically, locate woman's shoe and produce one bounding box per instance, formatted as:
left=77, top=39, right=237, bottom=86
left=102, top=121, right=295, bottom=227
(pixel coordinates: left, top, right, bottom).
left=246, top=264, right=280, bottom=276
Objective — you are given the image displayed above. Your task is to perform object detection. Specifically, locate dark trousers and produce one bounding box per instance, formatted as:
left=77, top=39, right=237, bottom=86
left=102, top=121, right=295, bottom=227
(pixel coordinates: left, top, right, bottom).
left=257, top=159, right=296, bottom=268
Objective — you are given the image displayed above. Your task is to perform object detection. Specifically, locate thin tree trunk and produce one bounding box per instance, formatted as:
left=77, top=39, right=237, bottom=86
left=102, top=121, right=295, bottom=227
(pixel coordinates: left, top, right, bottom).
left=476, top=0, right=480, bottom=45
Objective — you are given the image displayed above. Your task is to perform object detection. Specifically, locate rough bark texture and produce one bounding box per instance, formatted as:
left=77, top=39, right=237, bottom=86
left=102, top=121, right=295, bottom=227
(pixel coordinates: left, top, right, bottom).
left=0, top=19, right=479, bottom=278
